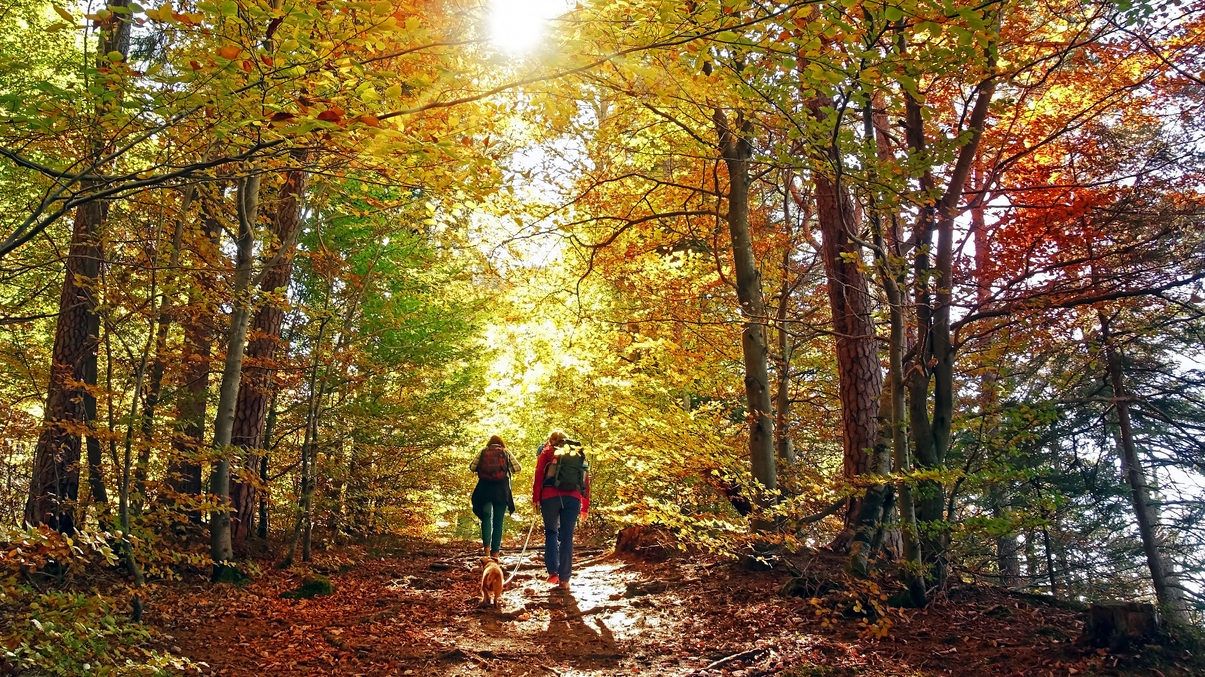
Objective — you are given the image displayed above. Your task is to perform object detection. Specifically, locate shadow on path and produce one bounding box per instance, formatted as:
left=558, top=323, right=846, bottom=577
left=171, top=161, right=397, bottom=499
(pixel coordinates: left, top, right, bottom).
left=534, top=587, right=622, bottom=668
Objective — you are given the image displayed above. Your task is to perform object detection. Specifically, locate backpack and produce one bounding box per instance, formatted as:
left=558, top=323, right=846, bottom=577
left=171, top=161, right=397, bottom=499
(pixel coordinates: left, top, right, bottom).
left=477, top=444, right=509, bottom=481
left=544, top=446, right=588, bottom=492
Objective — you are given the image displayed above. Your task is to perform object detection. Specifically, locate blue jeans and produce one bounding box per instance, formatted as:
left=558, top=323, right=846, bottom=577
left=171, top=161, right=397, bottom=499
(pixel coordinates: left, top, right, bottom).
left=540, top=496, right=581, bottom=580
left=479, top=501, right=506, bottom=553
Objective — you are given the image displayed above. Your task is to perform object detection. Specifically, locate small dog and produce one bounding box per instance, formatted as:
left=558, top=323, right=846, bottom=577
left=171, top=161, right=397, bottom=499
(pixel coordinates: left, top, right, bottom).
left=480, top=556, right=504, bottom=609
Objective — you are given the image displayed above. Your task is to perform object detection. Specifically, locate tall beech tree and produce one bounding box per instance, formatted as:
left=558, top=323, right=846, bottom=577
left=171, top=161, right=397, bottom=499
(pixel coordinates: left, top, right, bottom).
left=715, top=109, right=778, bottom=500
left=209, top=175, right=260, bottom=575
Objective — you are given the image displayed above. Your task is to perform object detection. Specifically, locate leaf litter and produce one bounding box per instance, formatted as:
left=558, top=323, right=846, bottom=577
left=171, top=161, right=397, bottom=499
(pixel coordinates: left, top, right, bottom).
left=144, top=539, right=1199, bottom=675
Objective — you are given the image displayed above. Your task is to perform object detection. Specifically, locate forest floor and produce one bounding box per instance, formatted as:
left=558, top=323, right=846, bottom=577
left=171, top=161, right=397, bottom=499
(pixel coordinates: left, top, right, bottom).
left=145, top=536, right=1198, bottom=676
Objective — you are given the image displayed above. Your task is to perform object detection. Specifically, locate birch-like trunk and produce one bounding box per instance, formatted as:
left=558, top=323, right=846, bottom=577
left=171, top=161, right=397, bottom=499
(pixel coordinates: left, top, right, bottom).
left=209, top=175, right=260, bottom=577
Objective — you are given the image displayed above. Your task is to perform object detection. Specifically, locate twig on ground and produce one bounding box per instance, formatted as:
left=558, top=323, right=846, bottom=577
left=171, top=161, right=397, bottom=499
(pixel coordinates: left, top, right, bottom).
left=698, top=647, right=767, bottom=672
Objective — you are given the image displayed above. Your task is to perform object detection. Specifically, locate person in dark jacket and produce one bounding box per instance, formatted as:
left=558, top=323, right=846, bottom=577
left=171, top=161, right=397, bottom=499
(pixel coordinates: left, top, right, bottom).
left=471, top=435, right=520, bottom=558
left=533, top=430, right=590, bottom=590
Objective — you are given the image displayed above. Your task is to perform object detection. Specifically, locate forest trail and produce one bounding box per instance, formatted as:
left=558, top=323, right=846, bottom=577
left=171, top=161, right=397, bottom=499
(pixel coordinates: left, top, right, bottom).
left=142, top=537, right=1163, bottom=676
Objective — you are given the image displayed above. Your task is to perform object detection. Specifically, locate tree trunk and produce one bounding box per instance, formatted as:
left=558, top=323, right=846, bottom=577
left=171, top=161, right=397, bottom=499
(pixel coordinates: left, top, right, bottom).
left=169, top=188, right=223, bottom=522
left=713, top=109, right=777, bottom=506
left=901, top=47, right=997, bottom=585
left=257, top=393, right=278, bottom=540
left=802, top=93, right=883, bottom=550
left=209, top=175, right=260, bottom=578
left=971, top=189, right=1021, bottom=587
left=872, top=103, right=928, bottom=601
left=1023, top=528, right=1039, bottom=588
left=848, top=382, right=894, bottom=576
left=230, top=165, right=308, bottom=552
left=26, top=205, right=104, bottom=533
left=1082, top=602, right=1162, bottom=649
left=1100, top=312, right=1188, bottom=624
left=25, top=1, right=133, bottom=532
left=134, top=188, right=192, bottom=512
left=903, top=83, right=946, bottom=579
left=774, top=173, right=798, bottom=464
left=865, top=100, right=925, bottom=603
left=117, top=254, right=158, bottom=602
left=84, top=366, right=109, bottom=526
left=133, top=308, right=170, bottom=508
left=285, top=315, right=329, bottom=567
left=1041, top=523, right=1060, bottom=599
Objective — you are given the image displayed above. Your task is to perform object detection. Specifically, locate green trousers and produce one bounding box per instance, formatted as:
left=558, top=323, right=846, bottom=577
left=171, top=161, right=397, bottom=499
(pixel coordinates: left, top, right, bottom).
left=479, top=501, right=506, bottom=553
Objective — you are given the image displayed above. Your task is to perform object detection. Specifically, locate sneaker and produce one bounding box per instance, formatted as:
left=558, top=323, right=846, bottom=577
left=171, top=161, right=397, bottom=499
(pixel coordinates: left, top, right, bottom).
left=546, top=573, right=560, bottom=585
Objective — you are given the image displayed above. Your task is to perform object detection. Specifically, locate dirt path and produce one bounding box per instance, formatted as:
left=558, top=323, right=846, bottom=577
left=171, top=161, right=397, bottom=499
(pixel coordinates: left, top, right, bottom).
left=153, top=541, right=749, bottom=675
left=146, top=538, right=1157, bottom=676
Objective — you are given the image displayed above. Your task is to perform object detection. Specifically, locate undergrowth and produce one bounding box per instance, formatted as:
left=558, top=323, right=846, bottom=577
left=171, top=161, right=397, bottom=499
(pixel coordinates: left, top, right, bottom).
left=0, top=525, right=201, bottom=675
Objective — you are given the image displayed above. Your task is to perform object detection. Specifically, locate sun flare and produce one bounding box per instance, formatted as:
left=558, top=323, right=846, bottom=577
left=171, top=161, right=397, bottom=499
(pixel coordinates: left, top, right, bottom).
left=488, top=0, right=563, bottom=54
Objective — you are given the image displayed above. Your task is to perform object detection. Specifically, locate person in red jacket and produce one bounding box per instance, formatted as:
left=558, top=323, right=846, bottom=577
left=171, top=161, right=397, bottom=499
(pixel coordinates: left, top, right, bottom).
left=532, top=430, right=590, bottom=590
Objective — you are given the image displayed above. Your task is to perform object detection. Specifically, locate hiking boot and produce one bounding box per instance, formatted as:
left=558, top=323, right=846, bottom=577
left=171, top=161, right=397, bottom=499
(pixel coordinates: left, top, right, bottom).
left=546, top=573, right=560, bottom=585
left=490, top=550, right=501, bottom=560
left=558, top=580, right=570, bottom=591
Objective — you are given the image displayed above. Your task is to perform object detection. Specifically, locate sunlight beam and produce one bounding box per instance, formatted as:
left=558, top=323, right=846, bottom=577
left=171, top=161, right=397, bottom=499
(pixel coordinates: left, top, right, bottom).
left=488, top=0, right=562, bottom=55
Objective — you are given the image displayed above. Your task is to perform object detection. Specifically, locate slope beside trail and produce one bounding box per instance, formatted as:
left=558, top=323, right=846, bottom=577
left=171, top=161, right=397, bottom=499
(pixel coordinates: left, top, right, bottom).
left=147, top=537, right=1181, bottom=676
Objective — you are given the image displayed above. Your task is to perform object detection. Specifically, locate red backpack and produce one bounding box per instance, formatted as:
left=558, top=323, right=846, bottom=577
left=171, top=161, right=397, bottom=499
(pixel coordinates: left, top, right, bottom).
left=477, top=444, right=509, bottom=481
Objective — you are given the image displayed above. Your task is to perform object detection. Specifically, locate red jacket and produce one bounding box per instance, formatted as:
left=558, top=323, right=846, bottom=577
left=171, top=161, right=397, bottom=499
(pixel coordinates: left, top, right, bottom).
left=533, top=444, right=591, bottom=514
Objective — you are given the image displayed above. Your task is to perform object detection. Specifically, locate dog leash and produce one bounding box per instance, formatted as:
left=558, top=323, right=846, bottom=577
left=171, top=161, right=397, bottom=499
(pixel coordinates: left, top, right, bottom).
left=503, top=518, right=536, bottom=586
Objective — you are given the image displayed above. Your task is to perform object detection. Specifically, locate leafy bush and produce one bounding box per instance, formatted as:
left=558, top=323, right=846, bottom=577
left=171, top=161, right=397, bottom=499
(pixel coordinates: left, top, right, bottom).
left=2, top=590, right=200, bottom=675
left=0, top=526, right=201, bottom=675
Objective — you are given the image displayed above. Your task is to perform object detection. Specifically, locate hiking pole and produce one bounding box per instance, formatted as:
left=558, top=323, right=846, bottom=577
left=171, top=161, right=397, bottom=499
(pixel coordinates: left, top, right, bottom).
left=504, top=518, right=536, bottom=586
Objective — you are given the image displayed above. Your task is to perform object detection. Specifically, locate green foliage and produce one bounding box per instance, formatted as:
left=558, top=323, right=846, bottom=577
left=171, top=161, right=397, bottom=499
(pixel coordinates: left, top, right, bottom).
left=282, top=176, right=490, bottom=542
left=2, top=590, right=199, bottom=676
left=0, top=526, right=198, bottom=675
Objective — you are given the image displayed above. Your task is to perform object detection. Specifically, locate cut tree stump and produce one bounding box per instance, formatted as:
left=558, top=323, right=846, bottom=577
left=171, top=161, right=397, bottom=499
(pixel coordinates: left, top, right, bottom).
left=1080, top=601, right=1162, bottom=649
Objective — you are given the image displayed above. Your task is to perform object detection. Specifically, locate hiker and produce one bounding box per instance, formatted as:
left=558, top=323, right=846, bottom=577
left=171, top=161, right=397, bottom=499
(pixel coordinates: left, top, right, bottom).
left=533, top=430, right=590, bottom=590
left=471, top=435, right=520, bottom=559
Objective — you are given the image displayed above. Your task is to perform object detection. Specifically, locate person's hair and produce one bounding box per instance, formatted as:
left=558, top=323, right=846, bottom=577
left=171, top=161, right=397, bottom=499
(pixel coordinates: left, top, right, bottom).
left=548, top=430, right=567, bottom=446
left=487, top=435, right=505, bottom=447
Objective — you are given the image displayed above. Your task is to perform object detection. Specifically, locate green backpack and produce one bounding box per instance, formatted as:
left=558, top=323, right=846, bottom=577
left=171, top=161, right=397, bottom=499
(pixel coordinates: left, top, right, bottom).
left=544, top=447, right=588, bottom=492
